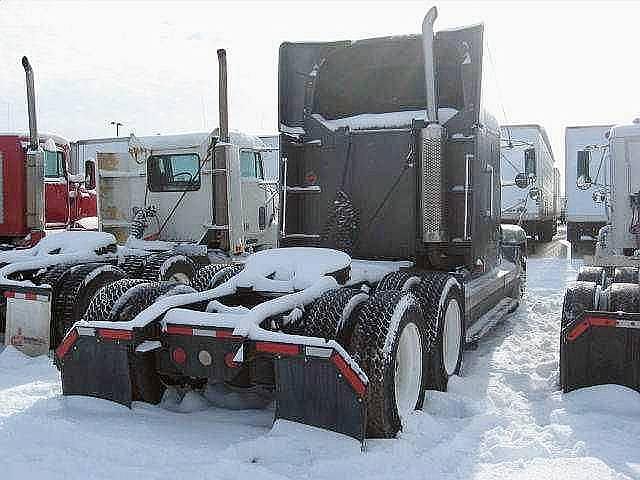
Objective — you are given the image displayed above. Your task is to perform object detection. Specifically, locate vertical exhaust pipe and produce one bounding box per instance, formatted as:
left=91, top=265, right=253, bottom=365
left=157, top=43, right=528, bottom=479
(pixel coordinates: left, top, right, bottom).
left=419, top=8, right=446, bottom=244
left=22, top=56, right=39, bottom=150
left=217, top=49, right=229, bottom=143
left=421, top=7, right=438, bottom=123
left=21, top=56, right=45, bottom=238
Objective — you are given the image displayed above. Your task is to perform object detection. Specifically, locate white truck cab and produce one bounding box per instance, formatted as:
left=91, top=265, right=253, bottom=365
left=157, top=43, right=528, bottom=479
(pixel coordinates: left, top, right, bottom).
left=73, top=130, right=279, bottom=255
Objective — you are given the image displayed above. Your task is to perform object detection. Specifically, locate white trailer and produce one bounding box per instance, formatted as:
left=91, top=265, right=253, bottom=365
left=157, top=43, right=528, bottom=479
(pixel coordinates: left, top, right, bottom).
left=500, top=124, right=557, bottom=242
left=564, top=125, right=612, bottom=245
left=72, top=130, right=278, bottom=254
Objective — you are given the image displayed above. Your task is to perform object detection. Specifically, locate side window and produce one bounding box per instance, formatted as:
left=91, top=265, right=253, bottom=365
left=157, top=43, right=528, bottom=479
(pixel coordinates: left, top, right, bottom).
left=256, top=152, right=264, bottom=180
left=240, top=151, right=264, bottom=180
left=44, top=151, right=65, bottom=178
left=240, top=151, right=257, bottom=178
left=147, top=153, right=200, bottom=192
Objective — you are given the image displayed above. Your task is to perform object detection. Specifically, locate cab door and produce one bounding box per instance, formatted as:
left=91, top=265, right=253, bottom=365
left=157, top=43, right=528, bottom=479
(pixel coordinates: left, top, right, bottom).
left=44, top=148, right=69, bottom=227
left=239, top=150, right=273, bottom=249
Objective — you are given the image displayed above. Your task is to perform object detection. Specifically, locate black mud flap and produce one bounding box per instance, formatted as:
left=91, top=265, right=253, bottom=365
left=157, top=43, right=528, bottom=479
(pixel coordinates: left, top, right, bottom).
left=58, top=334, right=164, bottom=407
left=561, top=313, right=640, bottom=393
left=273, top=355, right=366, bottom=445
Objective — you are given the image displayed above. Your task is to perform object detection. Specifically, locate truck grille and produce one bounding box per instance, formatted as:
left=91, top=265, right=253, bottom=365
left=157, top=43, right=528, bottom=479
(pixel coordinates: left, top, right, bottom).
left=420, top=124, right=446, bottom=242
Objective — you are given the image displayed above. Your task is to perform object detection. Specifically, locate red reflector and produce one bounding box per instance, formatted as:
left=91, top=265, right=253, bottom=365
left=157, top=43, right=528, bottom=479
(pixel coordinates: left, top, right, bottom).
left=567, top=320, right=590, bottom=341
left=3, top=291, right=14, bottom=299
left=567, top=316, right=619, bottom=341
left=588, top=317, right=617, bottom=327
left=224, top=352, right=240, bottom=369
left=216, top=330, right=233, bottom=338
left=98, top=328, right=133, bottom=341
left=255, top=342, right=300, bottom=356
left=331, top=353, right=366, bottom=397
left=56, top=329, right=79, bottom=359
left=172, top=347, right=187, bottom=365
left=166, top=325, right=194, bottom=336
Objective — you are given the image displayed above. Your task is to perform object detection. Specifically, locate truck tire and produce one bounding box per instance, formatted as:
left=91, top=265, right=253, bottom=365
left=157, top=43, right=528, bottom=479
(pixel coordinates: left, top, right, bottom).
left=376, top=270, right=422, bottom=293
left=191, top=263, right=235, bottom=292
left=84, top=280, right=195, bottom=405
left=106, top=281, right=197, bottom=323
left=120, top=255, right=146, bottom=278
left=559, top=281, right=596, bottom=391
left=33, top=264, right=75, bottom=336
left=350, top=290, right=432, bottom=438
left=211, top=264, right=244, bottom=288
left=55, top=264, right=127, bottom=347
left=142, top=253, right=196, bottom=285
left=418, top=274, right=465, bottom=391
left=609, top=283, right=640, bottom=313
left=83, top=278, right=149, bottom=323
left=540, top=223, right=553, bottom=243
left=297, top=287, right=368, bottom=345
left=612, top=267, right=639, bottom=285
left=576, top=266, right=606, bottom=286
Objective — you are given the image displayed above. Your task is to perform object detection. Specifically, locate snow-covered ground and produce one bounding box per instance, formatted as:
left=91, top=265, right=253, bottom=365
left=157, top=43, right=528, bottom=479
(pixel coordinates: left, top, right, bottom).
left=1, top=256, right=639, bottom=480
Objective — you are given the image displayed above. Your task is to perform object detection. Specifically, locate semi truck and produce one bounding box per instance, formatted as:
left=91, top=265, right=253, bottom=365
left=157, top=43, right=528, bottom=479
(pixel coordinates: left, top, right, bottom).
left=560, top=119, right=640, bottom=394
left=565, top=125, right=613, bottom=247
left=0, top=58, right=97, bottom=248
left=500, top=124, right=557, bottom=242
left=54, top=9, right=523, bottom=444
left=72, top=131, right=278, bottom=253
left=0, top=53, right=277, bottom=354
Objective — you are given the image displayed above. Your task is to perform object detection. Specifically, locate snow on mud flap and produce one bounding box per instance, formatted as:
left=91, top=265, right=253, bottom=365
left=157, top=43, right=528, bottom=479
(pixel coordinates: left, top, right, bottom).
left=56, top=327, right=161, bottom=406
left=55, top=280, right=196, bottom=406
left=560, top=280, right=640, bottom=393
left=158, top=310, right=369, bottom=443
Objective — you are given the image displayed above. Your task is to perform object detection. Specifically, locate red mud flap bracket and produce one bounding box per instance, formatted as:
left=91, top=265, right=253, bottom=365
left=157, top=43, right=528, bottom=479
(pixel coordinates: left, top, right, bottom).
left=262, top=342, right=368, bottom=445
left=55, top=327, right=164, bottom=407
left=561, top=311, right=640, bottom=393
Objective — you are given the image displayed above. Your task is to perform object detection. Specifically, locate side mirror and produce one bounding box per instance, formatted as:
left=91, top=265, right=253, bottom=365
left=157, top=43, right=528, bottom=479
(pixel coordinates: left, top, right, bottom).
left=577, top=150, right=592, bottom=190
left=258, top=206, right=267, bottom=230
left=85, top=160, right=96, bottom=190
left=524, top=148, right=536, bottom=181
left=529, top=187, right=541, bottom=202
left=514, top=172, right=530, bottom=189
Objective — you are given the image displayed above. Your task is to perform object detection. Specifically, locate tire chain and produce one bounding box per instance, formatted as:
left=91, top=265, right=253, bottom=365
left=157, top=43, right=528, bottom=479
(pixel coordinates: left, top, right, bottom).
left=57, top=264, right=114, bottom=345
left=576, top=266, right=606, bottom=286
left=612, top=267, right=639, bottom=284
left=294, top=287, right=364, bottom=342
left=83, top=278, right=149, bottom=323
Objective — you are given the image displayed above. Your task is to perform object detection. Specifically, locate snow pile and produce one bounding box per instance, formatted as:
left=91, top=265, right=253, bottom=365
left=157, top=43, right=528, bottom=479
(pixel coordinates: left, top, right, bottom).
left=312, top=107, right=459, bottom=132
left=1, top=257, right=639, bottom=479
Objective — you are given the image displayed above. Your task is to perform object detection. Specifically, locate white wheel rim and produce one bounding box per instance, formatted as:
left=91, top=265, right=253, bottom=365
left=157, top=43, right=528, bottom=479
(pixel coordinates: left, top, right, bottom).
left=442, top=298, right=462, bottom=376
left=170, top=272, right=190, bottom=284
left=394, top=322, right=423, bottom=418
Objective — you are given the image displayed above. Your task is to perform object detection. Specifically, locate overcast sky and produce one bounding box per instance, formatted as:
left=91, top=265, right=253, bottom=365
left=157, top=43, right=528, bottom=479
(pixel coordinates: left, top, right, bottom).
left=2, top=0, right=640, bottom=177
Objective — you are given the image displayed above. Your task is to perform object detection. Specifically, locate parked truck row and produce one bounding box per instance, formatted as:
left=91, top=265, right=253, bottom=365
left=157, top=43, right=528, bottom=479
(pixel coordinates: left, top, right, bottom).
left=5, top=4, right=634, bottom=448
left=0, top=8, right=528, bottom=445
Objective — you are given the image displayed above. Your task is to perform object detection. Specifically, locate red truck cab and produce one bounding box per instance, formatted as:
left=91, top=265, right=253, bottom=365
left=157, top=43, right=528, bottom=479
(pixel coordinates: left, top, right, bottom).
left=0, top=133, right=97, bottom=246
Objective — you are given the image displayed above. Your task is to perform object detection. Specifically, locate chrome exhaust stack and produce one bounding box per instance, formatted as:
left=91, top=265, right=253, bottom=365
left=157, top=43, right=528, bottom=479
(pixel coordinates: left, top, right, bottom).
left=422, top=7, right=439, bottom=124
left=420, top=8, right=446, bottom=243
left=22, top=56, right=45, bottom=234
left=22, top=56, right=39, bottom=151
left=217, top=49, right=229, bottom=144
